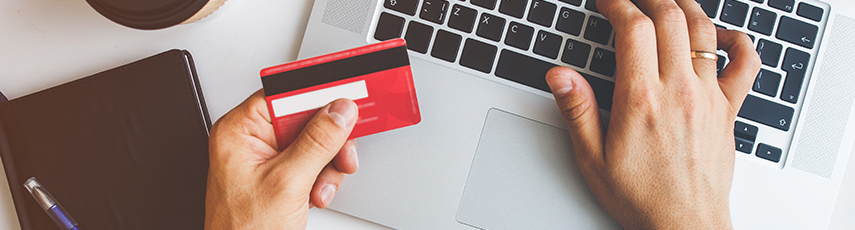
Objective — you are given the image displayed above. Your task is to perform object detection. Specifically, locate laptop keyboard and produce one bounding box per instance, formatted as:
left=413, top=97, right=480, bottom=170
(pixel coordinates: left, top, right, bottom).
left=371, top=0, right=829, bottom=167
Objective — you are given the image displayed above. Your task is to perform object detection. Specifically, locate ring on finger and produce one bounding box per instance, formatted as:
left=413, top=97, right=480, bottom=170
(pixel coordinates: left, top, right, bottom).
left=690, top=50, right=718, bottom=61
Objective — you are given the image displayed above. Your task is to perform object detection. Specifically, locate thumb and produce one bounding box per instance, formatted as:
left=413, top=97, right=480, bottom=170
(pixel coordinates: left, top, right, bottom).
left=276, top=99, right=358, bottom=182
left=546, top=66, right=605, bottom=166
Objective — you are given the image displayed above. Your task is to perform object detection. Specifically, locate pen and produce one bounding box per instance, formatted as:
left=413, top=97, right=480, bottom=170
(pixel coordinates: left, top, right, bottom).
left=23, top=177, right=79, bottom=230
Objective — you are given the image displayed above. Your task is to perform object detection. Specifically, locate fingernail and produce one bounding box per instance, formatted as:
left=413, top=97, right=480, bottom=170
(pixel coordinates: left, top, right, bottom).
left=321, top=184, right=337, bottom=206
left=350, top=146, right=359, bottom=169
left=548, top=76, right=574, bottom=95
left=328, top=100, right=357, bottom=127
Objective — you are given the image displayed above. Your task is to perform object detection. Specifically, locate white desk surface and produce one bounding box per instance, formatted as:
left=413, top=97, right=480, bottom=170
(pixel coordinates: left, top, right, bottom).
left=0, top=0, right=852, bottom=229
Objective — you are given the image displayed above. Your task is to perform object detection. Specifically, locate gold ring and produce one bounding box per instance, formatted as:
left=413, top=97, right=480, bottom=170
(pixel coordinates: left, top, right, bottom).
left=691, top=50, right=718, bottom=61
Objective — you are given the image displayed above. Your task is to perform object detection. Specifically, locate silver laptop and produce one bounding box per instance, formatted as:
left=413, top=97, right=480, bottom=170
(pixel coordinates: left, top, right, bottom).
left=298, top=0, right=855, bottom=228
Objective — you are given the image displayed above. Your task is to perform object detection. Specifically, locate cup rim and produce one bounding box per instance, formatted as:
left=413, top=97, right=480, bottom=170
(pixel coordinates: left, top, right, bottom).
left=86, top=0, right=209, bottom=30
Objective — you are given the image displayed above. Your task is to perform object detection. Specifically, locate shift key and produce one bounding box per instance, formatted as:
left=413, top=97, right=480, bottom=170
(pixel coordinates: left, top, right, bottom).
left=738, top=95, right=794, bottom=132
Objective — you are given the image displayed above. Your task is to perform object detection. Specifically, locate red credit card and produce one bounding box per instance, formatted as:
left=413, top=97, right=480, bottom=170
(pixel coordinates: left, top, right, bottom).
left=260, top=39, right=421, bottom=151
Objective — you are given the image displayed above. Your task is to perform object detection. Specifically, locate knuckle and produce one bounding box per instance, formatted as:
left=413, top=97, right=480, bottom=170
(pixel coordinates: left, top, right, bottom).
left=653, top=3, right=687, bottom=24
left=302, top=121, right=340, bottom=155
left=748, top=48, right=762, bottom=69
left=561, top=97, right=594, bottom=125
left=626, top=85, right=660, bottom=111
left=623, top=14, right=655, bottom=36
left=689, top=17, right=717, bottom=37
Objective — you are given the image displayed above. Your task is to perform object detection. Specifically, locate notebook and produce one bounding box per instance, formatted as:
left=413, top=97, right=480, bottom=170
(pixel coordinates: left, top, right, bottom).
left=0, top=49, right=211, bottom=229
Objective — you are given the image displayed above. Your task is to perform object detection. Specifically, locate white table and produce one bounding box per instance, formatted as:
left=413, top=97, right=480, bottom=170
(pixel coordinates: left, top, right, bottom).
left=0, top=0, right=384, bottom=229
left=0, top=0, right=852, bottom=229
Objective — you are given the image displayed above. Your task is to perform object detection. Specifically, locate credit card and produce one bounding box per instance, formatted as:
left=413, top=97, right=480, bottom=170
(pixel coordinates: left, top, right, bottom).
left=261, top=38, right=421, bottom=151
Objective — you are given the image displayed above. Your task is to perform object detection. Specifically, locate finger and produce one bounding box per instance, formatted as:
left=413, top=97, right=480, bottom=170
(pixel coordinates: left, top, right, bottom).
left=634, top=0, right=695, bottom=78
left=209, top=89, right=279, bottom=161
left=274, top=99, right=358, bottom=182
left=332, top=140, right=358, bottom=174
left=546, top=67, right=606, bottom=168
left=245, top=89, right=278, bottom=149
left=716, top=29, right=761, bottom=112
left=674, top=0, right=718, bottom=79
left=310, top=164, right=346, bottom=209
left=597, top=0, right=660, bottom=90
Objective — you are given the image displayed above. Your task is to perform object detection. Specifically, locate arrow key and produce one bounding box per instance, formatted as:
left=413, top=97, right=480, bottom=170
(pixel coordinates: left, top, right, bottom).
left=735, top=138, right=754, bottom=153
left=756, top=143, right=783, bottom=163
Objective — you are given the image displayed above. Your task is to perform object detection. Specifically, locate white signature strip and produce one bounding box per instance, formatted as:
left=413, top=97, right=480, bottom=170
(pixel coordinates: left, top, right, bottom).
left=272, top=80, right=368, bottom=117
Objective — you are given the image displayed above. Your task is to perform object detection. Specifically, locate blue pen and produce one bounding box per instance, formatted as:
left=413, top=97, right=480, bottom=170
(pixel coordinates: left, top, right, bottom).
left=23, top=177, right=79, bottom=230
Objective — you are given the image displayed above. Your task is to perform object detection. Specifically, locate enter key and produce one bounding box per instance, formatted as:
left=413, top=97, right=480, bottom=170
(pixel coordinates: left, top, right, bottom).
left=781, top=48, right=811, bottom=104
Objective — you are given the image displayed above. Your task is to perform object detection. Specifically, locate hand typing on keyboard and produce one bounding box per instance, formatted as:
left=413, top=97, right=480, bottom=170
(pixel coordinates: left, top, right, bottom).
left=546, top=0, right=759, bottom=228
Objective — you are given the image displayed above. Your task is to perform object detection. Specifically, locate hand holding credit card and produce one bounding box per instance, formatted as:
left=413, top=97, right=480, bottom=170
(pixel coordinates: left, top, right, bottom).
left=261, top=39, right=421, bottom=151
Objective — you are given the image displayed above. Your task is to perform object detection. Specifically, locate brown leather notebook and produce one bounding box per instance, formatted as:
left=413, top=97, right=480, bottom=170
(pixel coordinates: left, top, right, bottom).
left=0, top=50, right=211, bottom=229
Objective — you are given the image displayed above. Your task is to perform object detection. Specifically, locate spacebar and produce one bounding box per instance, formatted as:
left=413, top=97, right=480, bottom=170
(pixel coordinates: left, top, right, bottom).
left=737, top=95, right=794, bottom=132
left=494, top=49, right=615, bottom=110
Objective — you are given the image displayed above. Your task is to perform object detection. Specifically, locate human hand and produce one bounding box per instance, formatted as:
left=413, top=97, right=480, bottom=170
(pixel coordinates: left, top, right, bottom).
left=545, top=0, right=760, bottom=229
left=204, top=90, right=360, bottom=229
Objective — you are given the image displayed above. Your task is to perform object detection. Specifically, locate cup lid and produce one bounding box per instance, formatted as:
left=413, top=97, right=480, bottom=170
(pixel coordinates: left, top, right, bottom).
left=86, top=0, right=209, bottom=30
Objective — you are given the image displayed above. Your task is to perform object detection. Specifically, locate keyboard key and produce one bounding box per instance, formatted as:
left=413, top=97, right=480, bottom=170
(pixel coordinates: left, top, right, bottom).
left=797, top=2, right=824, bottom=22
left=753, top=69, right=781, bottom=97
left=768, top=0, right=794, bottom=13
left=696, top=0, right=722, bottom=18
left=472, top=0, right=498, bottom=10
left=495, top=50, right=615, bottom=110
left=756, top=143, right=782, bottom=163
left=721, top=0, right=749, bottom=27
left=716, top=54, right=726, bottom=75
left=460, top=39, right=498, bottom=73
left=420, top=0, right=450, bottom=24
left=505, top=22, right=535, bottom=50
left=559, top=0, right=582, bottom=6
left=556, top=7, right=585, bottom=36
left=585, top=0, right=600, bottom=13
left=734, top=121, right=758, bottom=153
left=476, top=13, right=506, bottom=42
left=496, top=49, right=553, bottom=91
left=499, top=0, right=529, bottom=19
left=735, top=138, right=754, bottom=153
left=750, top=0, right=763, bottom=3
left=748, top=7, right=776, bottom=36
left=584, top=16, right=612, bottom=45
left=432, top=30, right=463, bottom=62
left=528, top=0, right=557, bottom=27
left=385, top=0, right=419, bottom=16
left=756, top=39, right=782, bottom=67
left=780, top=48, right=810, bottom=103
left=534, top=30, right=562, bottom=59
left=738, top=94, right=794, bottom=131
left=374, top=12, right=406, bottom=41
left=561, top=39, right=591, bottom=68
left=735, top=121, right=759, bottom=140
left=590, top=48, right=616, bottom=77
left=448, top=4, right=478, bottom=33
left=776, top=16, right=818, bottom=49
left=405, top=21, right=434, bottom=53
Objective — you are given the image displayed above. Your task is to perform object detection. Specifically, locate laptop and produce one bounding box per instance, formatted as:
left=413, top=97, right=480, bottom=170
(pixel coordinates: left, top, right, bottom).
left=298, top=0, right=855, bottom=228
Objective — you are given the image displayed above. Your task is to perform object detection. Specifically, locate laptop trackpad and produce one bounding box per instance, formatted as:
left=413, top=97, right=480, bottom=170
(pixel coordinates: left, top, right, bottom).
left=456, top=109, right=618, bottom=229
